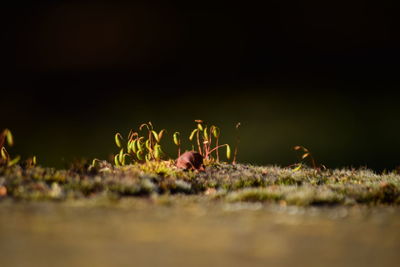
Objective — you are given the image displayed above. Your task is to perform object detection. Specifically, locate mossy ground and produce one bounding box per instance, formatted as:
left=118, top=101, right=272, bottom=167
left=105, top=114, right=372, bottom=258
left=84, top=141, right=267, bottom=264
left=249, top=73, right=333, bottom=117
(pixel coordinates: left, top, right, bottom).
left=1, top=161, right=400, bottom=206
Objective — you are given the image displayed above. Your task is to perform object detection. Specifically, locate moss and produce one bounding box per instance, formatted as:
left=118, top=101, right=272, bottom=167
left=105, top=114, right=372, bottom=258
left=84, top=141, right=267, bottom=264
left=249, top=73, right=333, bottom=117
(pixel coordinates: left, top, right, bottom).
left=1, top=163, right=400, bottom=206
left=226, top=187, right=284, bottom=202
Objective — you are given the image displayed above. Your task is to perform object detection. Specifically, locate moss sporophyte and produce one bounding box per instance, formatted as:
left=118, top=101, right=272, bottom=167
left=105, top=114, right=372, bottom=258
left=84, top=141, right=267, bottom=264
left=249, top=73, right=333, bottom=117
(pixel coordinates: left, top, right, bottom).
left=1, top=124, right=400, bottom=206
left=113, top=122, right=167, bottom=166
left=112, top=120, right=237, bottom=170
left=188, top=120, right=232, bottom=163
left=0, top=129, right=20, bottom=167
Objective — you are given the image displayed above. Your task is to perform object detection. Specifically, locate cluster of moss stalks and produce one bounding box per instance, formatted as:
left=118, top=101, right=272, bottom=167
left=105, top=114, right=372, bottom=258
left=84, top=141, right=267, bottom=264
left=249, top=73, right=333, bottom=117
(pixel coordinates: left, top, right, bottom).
left=1, top=160, right=400, bottom=206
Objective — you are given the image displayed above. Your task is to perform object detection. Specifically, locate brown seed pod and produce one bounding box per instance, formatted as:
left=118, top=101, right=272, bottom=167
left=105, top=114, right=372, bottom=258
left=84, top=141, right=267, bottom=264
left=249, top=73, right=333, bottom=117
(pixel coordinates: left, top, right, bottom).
left=176, top=151, right=205, bottom=171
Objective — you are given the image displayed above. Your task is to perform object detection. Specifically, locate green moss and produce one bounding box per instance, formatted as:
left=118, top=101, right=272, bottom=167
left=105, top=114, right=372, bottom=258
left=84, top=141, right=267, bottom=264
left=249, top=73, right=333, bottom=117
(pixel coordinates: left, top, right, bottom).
left=1, top=163, right=400, bottom=206
left=226, top=187, right=284, bottom=202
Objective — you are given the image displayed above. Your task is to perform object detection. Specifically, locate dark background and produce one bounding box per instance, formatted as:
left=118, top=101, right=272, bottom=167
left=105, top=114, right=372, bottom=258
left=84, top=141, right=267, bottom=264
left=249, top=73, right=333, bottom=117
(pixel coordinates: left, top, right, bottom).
left=1, top=1, right=399, bottom=170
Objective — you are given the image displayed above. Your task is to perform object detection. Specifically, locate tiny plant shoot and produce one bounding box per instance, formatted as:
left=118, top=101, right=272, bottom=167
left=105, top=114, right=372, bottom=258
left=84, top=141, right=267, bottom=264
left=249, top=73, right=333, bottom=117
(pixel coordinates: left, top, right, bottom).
left=112, top=120, right=238, bottom=167
left=189, top=120, right=231, bottom=162
left=292, top=145, right=324, bottom=171
left=233, top=122, right=241, bottom=164
left=0, top=129, right=20, bottom=167
left=114, top=122, right=166, bottom=166
left=173, top=132, right=181, bottom=157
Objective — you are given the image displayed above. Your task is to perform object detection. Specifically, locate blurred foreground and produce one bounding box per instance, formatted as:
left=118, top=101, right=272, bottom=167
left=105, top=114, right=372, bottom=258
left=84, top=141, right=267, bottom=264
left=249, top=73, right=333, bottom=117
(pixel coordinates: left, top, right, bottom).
left=1, top=200, right=399, bottom=267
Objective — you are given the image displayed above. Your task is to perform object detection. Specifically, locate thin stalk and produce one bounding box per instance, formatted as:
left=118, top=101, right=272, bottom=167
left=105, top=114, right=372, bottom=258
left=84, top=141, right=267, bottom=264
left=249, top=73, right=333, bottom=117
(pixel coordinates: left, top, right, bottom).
left=215, top=137, right=219, bottom=162
left=208, top=131, right=213, bottom=160
left=196, top=130, right=202, bottom=156
left=208, top=144, right=228, bottom=155
left=233, top=123, right=241, bottom=164
left=310, top=155, right=317, bottom=170
left=233, top=139, right=239, bottom=164
left=0, top=134, right=4, bottom=149
left=148, top=130, right=153, bottom=159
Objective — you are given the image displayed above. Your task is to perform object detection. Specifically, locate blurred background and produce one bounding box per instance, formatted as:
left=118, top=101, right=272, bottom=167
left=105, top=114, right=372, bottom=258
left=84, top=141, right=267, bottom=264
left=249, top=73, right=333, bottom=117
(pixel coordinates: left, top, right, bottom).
left=1, top=1, right=398, bottom=170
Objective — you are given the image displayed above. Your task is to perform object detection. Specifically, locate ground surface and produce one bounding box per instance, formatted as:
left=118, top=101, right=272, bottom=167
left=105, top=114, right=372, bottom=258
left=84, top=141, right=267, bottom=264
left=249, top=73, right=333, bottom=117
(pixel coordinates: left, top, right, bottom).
left=1, top=162, right=400, bottom=266
left=1, top=200, right=400, bottom=267
left=1, top=162, right=400, bottom=205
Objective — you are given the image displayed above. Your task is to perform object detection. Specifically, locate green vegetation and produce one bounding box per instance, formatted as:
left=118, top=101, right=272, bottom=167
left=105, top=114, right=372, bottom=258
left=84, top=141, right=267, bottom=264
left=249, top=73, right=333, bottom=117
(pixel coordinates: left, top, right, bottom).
left=291, top=145, right=324, bottom=171
left=188, top=120, right=231, bottom=163
left=111, top=120, right=234, bottom=167
left=1, top=122, right=400, bottom=206
left=1, top=162, right=399, bottom=205
left=113, top=122, right=167, bottom=166
left=0, top=129, right=20, bottom=167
